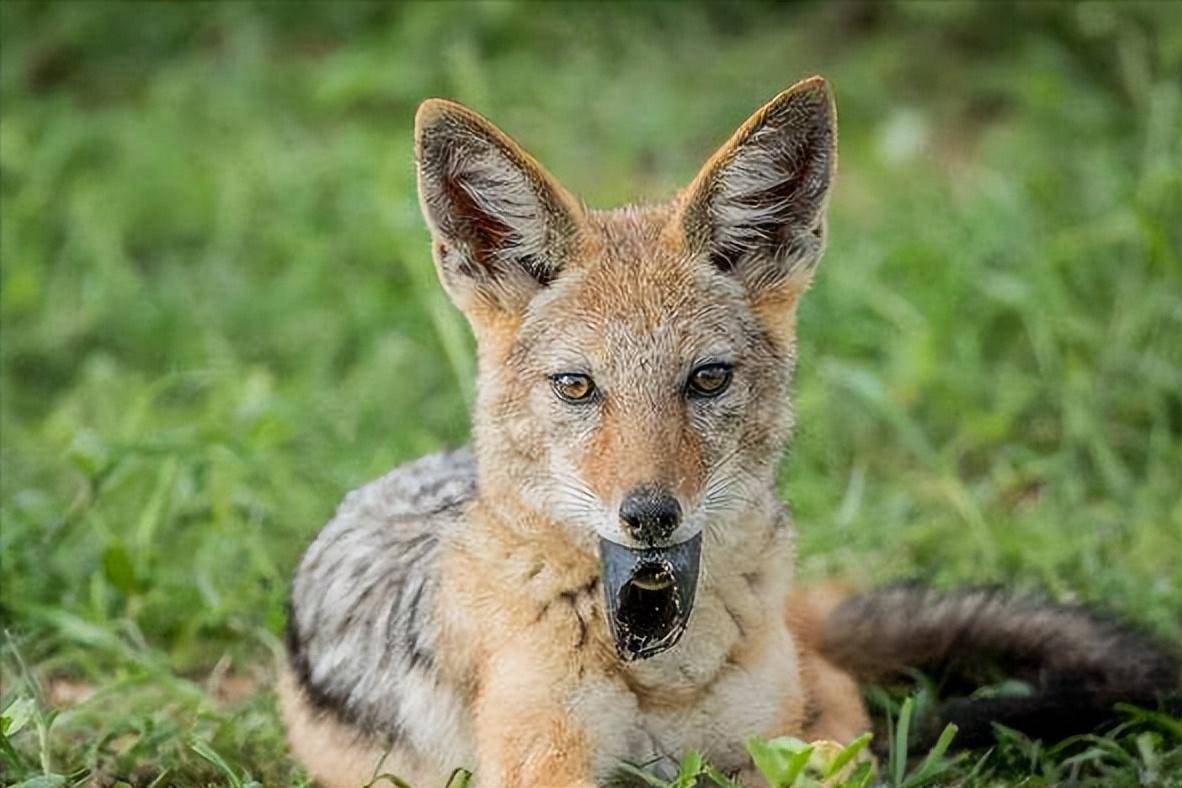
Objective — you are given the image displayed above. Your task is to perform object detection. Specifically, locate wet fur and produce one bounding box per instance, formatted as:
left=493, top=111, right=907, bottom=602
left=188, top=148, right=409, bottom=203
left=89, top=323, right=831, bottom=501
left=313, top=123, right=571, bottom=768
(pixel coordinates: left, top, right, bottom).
left=281, top=78, right=1179, bottom=786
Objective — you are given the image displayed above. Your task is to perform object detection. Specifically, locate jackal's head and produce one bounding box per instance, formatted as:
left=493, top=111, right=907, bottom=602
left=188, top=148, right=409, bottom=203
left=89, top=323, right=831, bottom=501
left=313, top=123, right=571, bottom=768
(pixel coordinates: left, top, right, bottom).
left=414, top=78, right=835, bottom=656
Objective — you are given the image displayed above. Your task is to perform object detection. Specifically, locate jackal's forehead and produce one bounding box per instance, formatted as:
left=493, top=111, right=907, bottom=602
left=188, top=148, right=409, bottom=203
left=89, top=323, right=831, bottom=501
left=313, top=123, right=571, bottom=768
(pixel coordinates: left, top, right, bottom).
left=511, top=210, right=766, bottom=374
left=517, top=260, right=757, bottom=378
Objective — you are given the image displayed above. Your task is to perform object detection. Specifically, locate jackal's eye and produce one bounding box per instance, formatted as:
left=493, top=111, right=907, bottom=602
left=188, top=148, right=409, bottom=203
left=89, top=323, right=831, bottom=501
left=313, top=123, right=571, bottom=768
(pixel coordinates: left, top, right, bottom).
left=551, top=373, right=597, bottom=404
left=686, top=363, right=733, bottom=398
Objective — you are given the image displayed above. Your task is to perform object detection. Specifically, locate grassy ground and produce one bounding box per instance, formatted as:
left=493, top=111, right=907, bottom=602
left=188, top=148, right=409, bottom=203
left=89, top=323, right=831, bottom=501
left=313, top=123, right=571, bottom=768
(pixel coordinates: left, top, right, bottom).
left=2, top=2, right=1180, bottom=785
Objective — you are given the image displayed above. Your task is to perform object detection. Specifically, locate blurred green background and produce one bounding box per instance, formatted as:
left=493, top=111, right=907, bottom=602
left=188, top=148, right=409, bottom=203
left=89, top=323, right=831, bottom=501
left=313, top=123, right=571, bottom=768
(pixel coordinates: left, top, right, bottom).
left=2, top=1, right=1180, bottom=784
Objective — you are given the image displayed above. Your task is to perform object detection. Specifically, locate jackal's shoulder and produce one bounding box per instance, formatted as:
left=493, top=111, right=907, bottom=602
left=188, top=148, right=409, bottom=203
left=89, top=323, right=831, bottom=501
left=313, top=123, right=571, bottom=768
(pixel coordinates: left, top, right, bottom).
left=286, top=447, right=476, bottom=741
left=339, top=446, right=477, bottom=522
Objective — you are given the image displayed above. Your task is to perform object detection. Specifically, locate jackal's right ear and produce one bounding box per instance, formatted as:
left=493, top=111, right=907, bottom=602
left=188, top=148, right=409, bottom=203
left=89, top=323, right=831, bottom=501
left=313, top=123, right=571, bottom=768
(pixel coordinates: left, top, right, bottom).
left=415, top=99, right=584, bottom=315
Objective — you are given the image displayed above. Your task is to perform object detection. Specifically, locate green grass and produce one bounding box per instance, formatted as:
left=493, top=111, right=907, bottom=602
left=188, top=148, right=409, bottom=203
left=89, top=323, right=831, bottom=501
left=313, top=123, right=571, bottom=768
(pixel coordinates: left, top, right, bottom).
left=2, top=2, right=1180, bottom=785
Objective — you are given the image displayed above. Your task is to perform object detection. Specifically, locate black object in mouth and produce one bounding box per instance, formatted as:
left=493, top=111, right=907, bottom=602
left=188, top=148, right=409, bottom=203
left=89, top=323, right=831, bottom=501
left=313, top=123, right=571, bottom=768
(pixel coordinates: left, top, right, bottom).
left=599, top=532, right=701, bottom=660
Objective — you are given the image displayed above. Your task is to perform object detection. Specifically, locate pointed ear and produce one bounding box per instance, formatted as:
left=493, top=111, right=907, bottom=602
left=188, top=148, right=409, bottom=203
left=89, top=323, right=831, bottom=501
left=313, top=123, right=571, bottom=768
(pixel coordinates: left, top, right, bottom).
left=678, top=77, right=836, bottom=302
left=415, top=99, right=584, bottom=315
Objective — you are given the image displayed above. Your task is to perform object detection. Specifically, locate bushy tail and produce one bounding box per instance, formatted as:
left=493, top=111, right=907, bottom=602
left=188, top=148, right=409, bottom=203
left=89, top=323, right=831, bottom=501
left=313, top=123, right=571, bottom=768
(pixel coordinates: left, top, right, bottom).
left=817, top=585, right=1181, bottom=750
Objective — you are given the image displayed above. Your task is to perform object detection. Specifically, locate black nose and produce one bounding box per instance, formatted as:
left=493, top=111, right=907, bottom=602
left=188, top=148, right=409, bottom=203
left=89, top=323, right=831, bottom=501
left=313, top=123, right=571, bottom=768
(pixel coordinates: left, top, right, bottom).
left=619, top=487, right=682, bottom=545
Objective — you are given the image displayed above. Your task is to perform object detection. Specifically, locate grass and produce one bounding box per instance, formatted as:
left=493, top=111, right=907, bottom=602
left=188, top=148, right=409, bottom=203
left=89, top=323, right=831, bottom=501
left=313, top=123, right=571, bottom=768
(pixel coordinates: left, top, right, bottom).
left=2, top=1, right=1180, bottom=785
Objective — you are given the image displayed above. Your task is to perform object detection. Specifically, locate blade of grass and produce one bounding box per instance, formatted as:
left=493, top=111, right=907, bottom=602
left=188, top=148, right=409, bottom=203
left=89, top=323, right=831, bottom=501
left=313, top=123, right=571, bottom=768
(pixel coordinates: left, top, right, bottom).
left=901, top=723, right=958, bottom=787
left=824, top=731, right=873, bottom=779
left=892, top=696, right=913, bottom=786
left=189, top=739, right=243, bottom=788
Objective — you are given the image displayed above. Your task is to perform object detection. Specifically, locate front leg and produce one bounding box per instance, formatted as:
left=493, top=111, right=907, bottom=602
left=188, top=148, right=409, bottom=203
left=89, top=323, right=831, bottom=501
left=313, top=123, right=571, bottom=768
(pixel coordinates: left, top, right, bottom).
left=473, top=640, right=597, bottom=788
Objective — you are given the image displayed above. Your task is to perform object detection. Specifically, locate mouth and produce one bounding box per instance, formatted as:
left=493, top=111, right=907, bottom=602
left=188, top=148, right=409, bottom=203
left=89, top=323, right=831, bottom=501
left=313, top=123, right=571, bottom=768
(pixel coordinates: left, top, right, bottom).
left=598, top=532, right=702, bottom=660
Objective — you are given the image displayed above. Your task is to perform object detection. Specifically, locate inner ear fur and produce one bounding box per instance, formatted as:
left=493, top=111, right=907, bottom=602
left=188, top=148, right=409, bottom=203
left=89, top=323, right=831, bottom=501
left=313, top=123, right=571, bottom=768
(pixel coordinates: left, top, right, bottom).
left=414, top=99, right=585, bottom=314
left=677, top=76, right=837, bottom=301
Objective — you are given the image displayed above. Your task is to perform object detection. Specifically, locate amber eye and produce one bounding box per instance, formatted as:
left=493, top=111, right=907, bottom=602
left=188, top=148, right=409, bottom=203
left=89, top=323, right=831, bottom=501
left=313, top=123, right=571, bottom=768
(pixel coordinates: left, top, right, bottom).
left=551, top=373, right=597, bottom=403
left=686, top=363, right=733, bottom=398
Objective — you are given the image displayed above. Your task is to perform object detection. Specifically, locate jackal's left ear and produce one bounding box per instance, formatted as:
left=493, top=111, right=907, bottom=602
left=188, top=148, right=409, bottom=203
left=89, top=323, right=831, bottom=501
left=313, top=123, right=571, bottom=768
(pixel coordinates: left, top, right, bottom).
left=415, top=99, right=584, bottom=316
left=678, top=77, right=836, bottom=303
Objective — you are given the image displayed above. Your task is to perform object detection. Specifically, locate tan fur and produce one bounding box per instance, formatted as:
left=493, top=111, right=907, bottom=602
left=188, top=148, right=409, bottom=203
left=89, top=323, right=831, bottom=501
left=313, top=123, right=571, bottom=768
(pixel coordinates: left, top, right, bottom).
left=788, top=586, right=872, bottom=742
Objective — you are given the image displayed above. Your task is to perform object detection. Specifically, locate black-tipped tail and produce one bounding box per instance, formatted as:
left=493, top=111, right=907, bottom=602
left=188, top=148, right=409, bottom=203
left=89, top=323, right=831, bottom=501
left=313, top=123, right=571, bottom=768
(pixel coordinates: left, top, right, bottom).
left=819, top=585, right=1181, bottom=749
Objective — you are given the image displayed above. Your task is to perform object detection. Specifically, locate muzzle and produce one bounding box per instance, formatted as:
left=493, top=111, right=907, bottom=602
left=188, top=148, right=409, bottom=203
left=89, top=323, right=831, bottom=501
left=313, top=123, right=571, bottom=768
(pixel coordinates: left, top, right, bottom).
left=598, top=532, right=701, bottom=660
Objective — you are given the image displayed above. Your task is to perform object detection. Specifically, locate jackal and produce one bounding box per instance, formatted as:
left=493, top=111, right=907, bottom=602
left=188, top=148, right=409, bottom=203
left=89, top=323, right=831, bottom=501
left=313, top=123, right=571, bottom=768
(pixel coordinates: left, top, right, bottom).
left=280, top=77, right=1179, bottom=786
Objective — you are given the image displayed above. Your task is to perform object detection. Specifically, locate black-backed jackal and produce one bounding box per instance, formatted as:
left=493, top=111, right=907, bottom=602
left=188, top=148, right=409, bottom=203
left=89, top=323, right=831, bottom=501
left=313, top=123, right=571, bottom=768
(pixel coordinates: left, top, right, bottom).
left=281, top=78, right=1179, bottom=787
